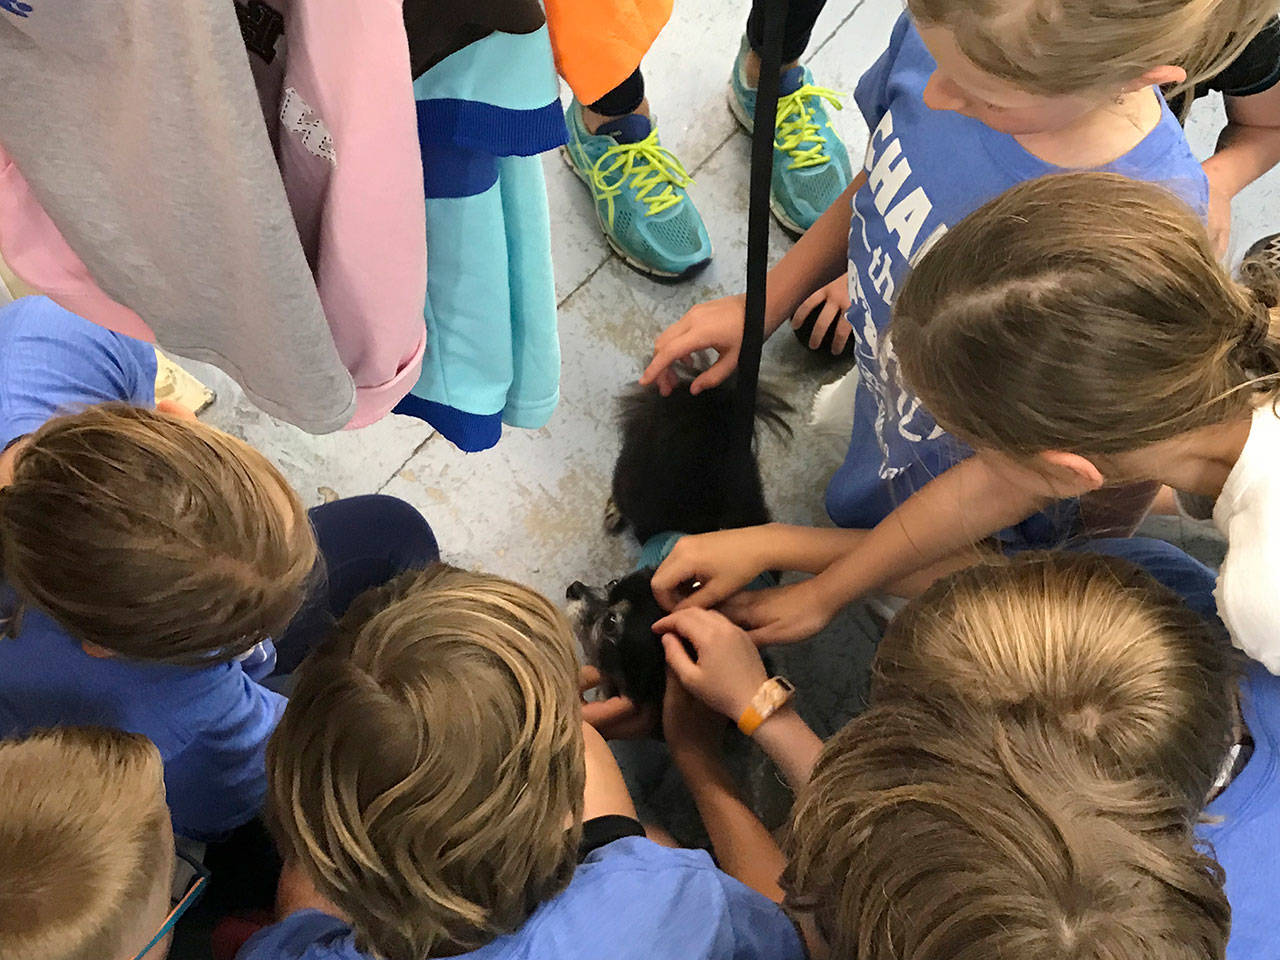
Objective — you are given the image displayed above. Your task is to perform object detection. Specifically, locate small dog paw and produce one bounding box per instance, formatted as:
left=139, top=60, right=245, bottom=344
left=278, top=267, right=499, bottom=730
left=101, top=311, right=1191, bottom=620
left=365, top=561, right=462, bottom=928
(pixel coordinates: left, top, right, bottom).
left=603, top=497, right=627, bottom=535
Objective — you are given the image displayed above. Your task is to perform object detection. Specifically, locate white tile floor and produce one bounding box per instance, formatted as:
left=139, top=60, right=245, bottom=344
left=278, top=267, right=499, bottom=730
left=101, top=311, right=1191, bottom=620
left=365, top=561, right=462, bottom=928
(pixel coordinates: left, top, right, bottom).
left=183, top=0, right=1276, bottom=735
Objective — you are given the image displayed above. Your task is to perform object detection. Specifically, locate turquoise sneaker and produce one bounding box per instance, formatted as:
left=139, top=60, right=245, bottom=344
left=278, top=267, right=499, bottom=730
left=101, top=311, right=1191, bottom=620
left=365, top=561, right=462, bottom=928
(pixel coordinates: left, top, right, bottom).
left=728, top=37, right=853, bottom=234
left=563, top=100, right=713, bottom=281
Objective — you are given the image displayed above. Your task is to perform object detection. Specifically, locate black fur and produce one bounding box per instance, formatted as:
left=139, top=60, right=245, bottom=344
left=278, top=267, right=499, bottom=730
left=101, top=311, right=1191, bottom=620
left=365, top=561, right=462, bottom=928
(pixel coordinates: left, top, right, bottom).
left=610, top=371, right=791, bottom=543
left=568, top=371, right=791, bottom=722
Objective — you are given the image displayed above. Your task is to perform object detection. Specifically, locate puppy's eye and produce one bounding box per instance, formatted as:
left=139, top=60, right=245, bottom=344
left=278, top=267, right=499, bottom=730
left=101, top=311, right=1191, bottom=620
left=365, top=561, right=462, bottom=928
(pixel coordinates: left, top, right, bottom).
left=605, top=611, right=620, bottom=629
left=606, top=579, right=619, bottom=591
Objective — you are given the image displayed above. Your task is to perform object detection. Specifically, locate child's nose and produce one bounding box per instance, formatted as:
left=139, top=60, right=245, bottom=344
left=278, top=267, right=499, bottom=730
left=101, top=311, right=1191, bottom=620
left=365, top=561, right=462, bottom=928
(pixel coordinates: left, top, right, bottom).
left=922, top=73, right=967, bottom=113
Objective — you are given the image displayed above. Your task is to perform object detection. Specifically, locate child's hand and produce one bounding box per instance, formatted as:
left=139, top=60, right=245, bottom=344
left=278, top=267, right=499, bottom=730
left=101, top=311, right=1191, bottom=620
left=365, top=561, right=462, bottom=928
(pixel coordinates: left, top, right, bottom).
left=657, top=608, right=768, bottom=721
left=650, top=527, right=773, bottom=612
left=640, top=294, right=746, bottom=396
left=721, top=580, right=838, bottom=645
left=662, top=667, right=729, bottom=760
left=579, top=666, right=657, bottom=739
left=792, top=275, right=852, bottom=354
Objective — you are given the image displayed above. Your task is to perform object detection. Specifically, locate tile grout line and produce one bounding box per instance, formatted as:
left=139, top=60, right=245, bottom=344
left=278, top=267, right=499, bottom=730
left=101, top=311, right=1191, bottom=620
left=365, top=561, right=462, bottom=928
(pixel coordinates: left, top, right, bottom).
left=374, top=430, right=439, bottom=494
left=811, top=0, right=869, bottom=56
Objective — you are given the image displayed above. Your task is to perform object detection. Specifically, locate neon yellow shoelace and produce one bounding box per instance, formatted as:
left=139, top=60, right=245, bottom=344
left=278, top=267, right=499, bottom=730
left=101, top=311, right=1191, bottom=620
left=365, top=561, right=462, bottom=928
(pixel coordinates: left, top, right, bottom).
left=589, top=129, right=693, bottom=224
left=774, top=84, right=843, bottom=170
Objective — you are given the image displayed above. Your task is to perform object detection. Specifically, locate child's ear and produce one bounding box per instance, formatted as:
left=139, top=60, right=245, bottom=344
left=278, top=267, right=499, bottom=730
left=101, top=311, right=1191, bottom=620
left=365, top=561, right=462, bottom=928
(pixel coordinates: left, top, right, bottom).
left=155, top=398, right=199, bottom=422
left=81, top=641, right=116, bottom=659
left=1036, top=450, right=1105, bottom=494
left=1136, top=65, right=1186, bottom=90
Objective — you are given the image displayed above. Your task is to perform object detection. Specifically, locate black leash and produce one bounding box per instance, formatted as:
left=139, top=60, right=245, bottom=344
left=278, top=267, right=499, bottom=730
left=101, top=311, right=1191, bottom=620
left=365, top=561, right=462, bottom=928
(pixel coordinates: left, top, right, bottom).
left=733, top=0, right=787, bottom=452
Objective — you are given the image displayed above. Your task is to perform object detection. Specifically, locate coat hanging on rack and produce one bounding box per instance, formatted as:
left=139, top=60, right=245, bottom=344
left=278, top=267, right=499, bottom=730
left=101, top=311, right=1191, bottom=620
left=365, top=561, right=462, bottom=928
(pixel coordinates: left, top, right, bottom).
left=0, top=0, right=356, bottom=433
left=393, top=22, right=566, bottom=452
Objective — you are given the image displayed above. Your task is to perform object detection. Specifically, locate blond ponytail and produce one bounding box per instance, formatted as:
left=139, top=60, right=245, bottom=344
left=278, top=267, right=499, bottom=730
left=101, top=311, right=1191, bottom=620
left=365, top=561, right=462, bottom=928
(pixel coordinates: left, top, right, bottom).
left=893, top=172, right=1280, bottom=459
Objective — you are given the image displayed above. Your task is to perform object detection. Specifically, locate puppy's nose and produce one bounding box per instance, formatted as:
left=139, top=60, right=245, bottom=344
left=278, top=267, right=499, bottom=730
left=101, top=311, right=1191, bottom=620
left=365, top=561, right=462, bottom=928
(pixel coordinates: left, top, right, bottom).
left=566, top=581, right=587, bottom=601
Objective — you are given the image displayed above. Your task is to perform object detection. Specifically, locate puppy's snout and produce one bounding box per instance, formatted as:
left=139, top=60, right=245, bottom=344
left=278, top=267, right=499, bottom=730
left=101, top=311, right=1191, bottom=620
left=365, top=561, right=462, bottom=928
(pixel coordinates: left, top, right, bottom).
left=566, top=581, right=588, bottom=601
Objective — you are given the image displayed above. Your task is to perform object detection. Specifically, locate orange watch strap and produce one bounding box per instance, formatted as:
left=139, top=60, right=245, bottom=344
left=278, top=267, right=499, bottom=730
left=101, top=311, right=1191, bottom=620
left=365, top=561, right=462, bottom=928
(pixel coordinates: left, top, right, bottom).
left=737, top=705, right=767, bottom=736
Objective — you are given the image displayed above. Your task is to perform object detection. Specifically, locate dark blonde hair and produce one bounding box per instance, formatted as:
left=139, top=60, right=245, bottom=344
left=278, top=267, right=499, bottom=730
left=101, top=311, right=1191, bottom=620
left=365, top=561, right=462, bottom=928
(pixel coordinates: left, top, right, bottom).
left=872, top=552, right=1236, bottom=807
left=907, top=0, right=1276, bottom=102
left=0, top=727, right=170, bottom=960
left=268, top=564, right=586, bottom=960
left=893, top=173, right=1280, bottom=460
left=0, top=403, right=316, bottom=663
left=784, top=705, right=1231, bottom=960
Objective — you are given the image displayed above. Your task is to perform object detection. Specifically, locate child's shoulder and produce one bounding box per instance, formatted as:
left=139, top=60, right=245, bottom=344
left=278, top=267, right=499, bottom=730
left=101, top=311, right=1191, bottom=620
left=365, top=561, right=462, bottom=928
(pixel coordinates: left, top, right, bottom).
left=518, top=837, right=803, bottom=960
left=237, top=910, right=357, bottom=960
left=0, top=295, right=157, bottom=448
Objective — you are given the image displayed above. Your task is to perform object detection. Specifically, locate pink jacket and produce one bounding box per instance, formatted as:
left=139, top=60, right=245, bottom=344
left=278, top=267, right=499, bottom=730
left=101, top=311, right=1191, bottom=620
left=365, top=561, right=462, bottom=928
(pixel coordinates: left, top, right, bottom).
left=0, top=0, right=426, bottom=430
left=244, top=0, right=428, bottom=428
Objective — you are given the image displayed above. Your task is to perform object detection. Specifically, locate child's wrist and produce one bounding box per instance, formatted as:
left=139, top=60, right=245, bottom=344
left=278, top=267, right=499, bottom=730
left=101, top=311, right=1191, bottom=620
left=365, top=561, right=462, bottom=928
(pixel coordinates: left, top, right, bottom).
left=804, top=572, right=851, bottom=618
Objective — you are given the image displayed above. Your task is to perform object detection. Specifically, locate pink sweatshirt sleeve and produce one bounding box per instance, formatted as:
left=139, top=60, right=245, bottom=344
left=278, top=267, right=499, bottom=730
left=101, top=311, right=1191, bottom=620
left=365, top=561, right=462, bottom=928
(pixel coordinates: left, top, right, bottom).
left=277, top=0, right=428, bottom=429
left=0, top=145, right=156, bottom=343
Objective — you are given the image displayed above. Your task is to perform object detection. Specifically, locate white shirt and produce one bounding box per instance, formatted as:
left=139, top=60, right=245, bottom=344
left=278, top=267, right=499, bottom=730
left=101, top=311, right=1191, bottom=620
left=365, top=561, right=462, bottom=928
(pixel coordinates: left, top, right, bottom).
left=1215, top=403, right=1280, bottom=673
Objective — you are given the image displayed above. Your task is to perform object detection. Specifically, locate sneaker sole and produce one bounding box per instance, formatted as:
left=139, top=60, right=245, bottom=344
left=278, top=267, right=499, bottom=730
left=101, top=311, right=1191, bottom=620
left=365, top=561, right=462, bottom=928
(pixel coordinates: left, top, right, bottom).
left=559, top=145, right=713, bottom=282
left=726, top=82, right=807, bottom=236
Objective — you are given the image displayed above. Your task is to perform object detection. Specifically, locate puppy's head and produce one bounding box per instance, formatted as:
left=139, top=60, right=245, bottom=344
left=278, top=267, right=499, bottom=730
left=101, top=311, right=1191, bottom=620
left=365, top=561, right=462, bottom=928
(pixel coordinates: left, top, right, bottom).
left=566, top=570, right=667, bottom=712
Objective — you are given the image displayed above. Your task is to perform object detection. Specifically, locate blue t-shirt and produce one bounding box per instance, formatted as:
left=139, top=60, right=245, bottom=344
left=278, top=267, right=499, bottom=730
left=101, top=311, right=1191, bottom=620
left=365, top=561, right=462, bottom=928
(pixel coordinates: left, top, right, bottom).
left=825, top=14, right=1210, bottom=533
left=0, top=296, right=285, bottom=840
left=1199, top=662, right=1280, bottom=960
left=0, top=295, right=157, bottom=448
left=237, top=837, right=805, bottom=960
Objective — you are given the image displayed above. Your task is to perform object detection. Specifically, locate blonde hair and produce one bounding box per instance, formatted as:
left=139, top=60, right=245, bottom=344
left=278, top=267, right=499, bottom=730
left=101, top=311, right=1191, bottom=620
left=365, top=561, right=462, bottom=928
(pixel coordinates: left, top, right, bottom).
left=0, top=403, right=317, bottom=663
left=0, top=727, right=170, bottom=960
left=784, top=704, right=1231, bottom=960
left=906, top=0, right=1276, bottom=102
left=872, top=552, right=1237, bottom=807
left=893, top=172, right=1280, bottom=460
left=268, top=564, right=585, bottom=960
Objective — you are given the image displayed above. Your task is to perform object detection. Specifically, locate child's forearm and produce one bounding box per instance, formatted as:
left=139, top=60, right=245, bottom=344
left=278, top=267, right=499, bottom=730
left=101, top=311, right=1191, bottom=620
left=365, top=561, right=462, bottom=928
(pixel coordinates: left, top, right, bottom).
left=751, top=707, right=823, bottom=791
left=672, top=745, right=789, bottom=903
left=807, top=456, right=1049, bottom=612
left=1204, top=89, right=1280, bottom=199
left=1204, top=122, right=1280, bottom=199
left=751, top=523, right=872, bottom=575
left=763, top=172, right=866, bottom=334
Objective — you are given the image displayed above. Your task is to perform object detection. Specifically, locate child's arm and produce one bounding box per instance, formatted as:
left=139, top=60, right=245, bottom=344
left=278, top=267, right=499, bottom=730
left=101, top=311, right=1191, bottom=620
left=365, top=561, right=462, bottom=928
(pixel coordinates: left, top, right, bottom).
left=581, top=720, right=640, bottom=822
left=659, top=452, right=1097, bottom=644
left=641, top=171, right=866, bottom=396
left=726, top=453, right=1105, bottom=644
left=664, top=675, right=790, bottom=903
left=1203, top=84, right=1280, bottom=255
left=658, top=608, right=823, bottom=790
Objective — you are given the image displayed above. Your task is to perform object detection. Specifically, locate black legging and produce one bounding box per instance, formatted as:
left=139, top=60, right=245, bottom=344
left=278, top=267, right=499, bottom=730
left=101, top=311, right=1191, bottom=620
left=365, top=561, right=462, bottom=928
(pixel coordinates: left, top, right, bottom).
left=273, top=494, right=441, bottom=674
left=588, top=0, right=829, bottom=116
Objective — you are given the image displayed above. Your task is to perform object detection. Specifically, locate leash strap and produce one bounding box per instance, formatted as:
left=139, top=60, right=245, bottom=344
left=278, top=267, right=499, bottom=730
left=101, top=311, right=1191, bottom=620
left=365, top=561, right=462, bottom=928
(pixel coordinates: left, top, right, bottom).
left=734, top=0, right=786, bottom=451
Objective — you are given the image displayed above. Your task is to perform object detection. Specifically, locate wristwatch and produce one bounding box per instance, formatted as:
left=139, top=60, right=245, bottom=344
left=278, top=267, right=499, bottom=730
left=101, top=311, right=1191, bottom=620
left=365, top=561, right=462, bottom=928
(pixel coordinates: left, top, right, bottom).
left=737, top=677, right=796, bottom=736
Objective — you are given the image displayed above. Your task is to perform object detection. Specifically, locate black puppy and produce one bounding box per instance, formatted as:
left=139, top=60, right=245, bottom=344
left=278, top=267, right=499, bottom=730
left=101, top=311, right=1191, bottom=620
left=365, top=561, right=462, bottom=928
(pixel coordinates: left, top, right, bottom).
left=568, top=369, right=790, bottom=719
left=566, top=570, right=667, bottom=708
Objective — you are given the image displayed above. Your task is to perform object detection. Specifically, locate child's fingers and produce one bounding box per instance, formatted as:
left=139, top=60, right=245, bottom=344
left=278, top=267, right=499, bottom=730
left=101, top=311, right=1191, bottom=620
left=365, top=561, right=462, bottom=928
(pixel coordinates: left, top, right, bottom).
left=831, top=315, right=852, bottom=355
left=578, top=665, right=604, bottom=694
left=689, top=357, right=735, bottom=396
left=661, top=633, right=699, bottom=685
left=672, top=580, right=735, bottom=610
left=642, top=331, right=702, bottom=387
left=720, top=591, right=764, bottom=627
left=582, top=696, right=640, bottom=728
left=791, top=288, right=825, bottom=329
left=809, top=300, right=841, bottom=349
